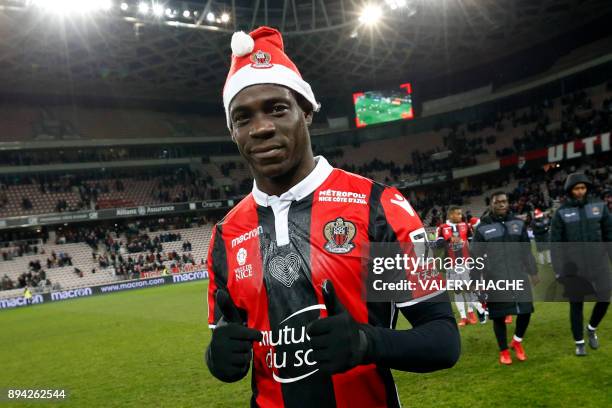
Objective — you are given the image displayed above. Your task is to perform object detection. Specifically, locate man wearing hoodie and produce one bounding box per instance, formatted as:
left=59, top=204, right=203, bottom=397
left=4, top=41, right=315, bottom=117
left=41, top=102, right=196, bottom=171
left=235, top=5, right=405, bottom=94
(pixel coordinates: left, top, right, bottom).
left=550, top=172, right=612, bottom=356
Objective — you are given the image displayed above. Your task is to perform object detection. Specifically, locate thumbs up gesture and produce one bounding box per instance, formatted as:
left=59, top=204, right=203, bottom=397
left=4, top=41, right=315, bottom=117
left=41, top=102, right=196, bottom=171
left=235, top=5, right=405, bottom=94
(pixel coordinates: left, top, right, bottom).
left=206, top=289, right=263, bottom=383
left=306, top=280, right=370, bottom=375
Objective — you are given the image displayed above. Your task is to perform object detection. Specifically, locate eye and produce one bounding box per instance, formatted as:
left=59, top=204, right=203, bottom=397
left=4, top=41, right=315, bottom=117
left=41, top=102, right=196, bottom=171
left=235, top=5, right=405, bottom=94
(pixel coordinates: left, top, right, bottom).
left=272, top=104, right=288, bottom=114
left=232, top=113, right=249, bottom=127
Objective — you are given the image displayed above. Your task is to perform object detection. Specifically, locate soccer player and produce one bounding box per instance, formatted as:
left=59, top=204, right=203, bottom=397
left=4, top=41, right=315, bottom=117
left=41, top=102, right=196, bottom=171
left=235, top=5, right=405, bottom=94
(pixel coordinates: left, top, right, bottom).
left=550, top=173, right=611, bottom=356
left=436, top=206, right=486, bottom=326
left=204, top=27, right=460, bottom=407
left=471, top=192, right=540, bottom=365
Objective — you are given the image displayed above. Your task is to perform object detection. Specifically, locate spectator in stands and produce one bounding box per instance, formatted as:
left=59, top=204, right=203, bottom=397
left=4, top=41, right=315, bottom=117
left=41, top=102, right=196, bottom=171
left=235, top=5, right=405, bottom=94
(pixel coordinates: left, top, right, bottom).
left=21, top=197, right=32, bottom=210
left=1, top=274, right=15, bottom=291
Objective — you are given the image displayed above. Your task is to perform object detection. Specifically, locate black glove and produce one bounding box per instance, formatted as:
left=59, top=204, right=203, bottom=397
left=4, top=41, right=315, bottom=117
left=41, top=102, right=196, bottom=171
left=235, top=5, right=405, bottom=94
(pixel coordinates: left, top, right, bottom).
left=306, top=280, right=369, bottom=375
left=206, top=289, right=262, bottom=382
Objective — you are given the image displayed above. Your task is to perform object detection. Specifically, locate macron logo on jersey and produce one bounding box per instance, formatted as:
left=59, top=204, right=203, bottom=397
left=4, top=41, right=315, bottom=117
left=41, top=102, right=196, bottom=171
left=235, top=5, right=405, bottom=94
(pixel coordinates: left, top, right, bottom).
left=390, top=194, right=415, bottom=217
left=232, top=226, right=263, bottom=248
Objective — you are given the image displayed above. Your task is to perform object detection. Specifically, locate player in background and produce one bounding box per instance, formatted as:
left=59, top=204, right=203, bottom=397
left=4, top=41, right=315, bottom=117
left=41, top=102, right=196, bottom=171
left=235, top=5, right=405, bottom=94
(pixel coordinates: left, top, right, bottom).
left=436, top=206, right=487, bottom=326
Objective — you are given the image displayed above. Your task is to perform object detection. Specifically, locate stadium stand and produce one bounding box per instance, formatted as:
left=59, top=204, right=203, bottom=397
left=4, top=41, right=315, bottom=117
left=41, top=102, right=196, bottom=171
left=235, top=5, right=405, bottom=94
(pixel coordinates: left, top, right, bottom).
left=0, top=104, right=228, bottom=141
left=0, top=223, right=213, bottom=298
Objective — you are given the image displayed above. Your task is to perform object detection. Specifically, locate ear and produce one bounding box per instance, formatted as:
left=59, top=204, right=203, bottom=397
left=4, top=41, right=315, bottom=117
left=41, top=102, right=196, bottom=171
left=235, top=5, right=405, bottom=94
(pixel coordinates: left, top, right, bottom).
left=304, top=110, right=313, bottom=127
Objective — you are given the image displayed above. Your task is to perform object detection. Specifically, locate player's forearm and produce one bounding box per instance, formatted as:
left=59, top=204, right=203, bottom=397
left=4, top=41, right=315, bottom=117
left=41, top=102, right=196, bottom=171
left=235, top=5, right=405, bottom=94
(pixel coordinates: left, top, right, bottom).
left=360, top=304, right=460, bottom=373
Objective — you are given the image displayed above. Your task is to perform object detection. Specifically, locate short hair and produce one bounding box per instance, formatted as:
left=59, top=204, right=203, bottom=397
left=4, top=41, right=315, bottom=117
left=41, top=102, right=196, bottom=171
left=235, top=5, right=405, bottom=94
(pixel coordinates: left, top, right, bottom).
left=447, top=206, right=462, bottom=214
left=490, top=191, right=507, bottom=201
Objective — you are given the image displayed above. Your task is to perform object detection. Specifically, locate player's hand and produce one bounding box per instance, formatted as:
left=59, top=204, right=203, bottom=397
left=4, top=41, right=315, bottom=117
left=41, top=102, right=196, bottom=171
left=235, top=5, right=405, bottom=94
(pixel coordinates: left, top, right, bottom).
left=530, top=274, right=540, bottom=286
left=206, top=289, right=262, bottom=383
left=306, top=280, right=369, bottom=376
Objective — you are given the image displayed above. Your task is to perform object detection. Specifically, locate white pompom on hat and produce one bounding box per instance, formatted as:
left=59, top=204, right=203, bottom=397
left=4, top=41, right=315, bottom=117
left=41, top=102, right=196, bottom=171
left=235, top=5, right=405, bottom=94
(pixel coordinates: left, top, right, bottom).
left=230, top=31, right=254, bottom=57
left=222, top=26, right=319, bottom=129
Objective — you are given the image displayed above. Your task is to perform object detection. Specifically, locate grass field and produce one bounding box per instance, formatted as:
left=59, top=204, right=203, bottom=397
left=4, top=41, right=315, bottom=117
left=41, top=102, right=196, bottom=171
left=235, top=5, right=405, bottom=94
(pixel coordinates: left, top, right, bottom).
left=1, top=280, right=611, bottom=407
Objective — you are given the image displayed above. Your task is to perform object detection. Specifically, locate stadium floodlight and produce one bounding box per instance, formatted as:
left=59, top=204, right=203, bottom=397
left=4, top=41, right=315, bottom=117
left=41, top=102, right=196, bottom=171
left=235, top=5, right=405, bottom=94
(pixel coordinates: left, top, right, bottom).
left=358, top=4, right=383, bottom=25
left=221, top=12, right=230, bottom=23
left=165, top=8, right=174, bottom=17
left=206, top=12, right=215, bottom=22
left=152, top=4, right=163, bottom=16
left=138, top=2, right=149, bottom=15
left=182, top=9, right=190, bottom=18
left=120, top=2, right=128, bottom=11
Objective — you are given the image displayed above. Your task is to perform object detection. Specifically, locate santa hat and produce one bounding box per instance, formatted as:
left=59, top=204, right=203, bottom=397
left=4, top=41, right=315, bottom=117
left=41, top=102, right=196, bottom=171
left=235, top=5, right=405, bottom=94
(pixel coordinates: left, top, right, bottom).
left=222, top=26, right=319, bottom=129
left=534, top=209, right=543, bottom=218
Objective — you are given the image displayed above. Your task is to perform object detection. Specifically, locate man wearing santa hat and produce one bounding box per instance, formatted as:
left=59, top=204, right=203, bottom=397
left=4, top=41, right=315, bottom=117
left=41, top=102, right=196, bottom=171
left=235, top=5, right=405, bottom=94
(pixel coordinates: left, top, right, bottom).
left=205, top=26, right=460, bottom=407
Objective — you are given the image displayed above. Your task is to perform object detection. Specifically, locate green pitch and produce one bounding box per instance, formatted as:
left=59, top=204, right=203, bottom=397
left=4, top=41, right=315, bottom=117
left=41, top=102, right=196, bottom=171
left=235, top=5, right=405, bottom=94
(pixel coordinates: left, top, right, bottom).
left=1, top=280, right=610, bottom=407
left=355, top=95, right=412, bottom=126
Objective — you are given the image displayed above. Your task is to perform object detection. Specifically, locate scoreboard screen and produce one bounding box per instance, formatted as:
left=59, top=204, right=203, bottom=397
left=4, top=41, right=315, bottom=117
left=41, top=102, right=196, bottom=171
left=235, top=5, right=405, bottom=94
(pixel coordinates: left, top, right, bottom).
left=353, top=83, right=414, bottom=128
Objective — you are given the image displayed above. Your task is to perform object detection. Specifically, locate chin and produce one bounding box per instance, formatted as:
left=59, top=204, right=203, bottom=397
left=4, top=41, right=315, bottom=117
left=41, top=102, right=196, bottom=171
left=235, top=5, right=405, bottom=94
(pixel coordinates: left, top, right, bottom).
left=254, top=160, right=291, bottom=179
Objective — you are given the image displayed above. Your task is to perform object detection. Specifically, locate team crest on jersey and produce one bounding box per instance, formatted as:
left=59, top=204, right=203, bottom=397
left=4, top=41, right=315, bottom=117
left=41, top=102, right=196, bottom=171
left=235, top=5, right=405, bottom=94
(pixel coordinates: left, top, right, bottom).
left=250, top=50, right=273, bottom=68
left=323, top=217, right=356, bottom=254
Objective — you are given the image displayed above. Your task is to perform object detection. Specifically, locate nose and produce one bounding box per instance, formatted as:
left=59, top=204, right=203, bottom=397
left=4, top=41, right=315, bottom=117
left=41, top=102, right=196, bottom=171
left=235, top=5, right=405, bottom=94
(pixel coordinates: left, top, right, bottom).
left=248, top=114, right=275, bottom=139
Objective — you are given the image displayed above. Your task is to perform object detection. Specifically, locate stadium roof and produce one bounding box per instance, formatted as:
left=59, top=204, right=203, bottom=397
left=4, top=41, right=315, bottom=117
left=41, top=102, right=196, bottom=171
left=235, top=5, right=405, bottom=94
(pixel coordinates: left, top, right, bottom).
left=0, top=0, right=610, bottom=105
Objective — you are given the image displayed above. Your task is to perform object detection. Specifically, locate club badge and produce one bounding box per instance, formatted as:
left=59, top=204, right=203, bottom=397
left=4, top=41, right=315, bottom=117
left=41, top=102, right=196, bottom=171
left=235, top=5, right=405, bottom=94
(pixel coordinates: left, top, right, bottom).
left=250, top=50, right=273, bottom=68
left=323, top=217, right=356, bottom=254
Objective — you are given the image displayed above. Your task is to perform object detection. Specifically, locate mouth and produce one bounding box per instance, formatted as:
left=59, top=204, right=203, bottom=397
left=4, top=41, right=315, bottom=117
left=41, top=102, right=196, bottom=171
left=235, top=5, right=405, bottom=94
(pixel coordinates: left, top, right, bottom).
left=250, top=145, right=285, bottom=160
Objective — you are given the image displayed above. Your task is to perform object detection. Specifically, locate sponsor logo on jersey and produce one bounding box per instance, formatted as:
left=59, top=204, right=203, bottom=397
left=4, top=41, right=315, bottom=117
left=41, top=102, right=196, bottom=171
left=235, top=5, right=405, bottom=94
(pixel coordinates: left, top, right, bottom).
left=259, top=304, right=325, bottom=383
left=317, top=189, right=367, bottom=204
left=390, top=193, right=415, bottom=216
left=231, top=226, right=263, bottom=248
left=592, top=206, right=601, bottom=216
left=511, top=223, right=520, bottom=233
left=234, top=264, right=253, bottom=281
left=234, top=248, right=252, bottom=280
left=237, top=248, right=247, bottom=266
left=323, top=217, right=356, bottom=254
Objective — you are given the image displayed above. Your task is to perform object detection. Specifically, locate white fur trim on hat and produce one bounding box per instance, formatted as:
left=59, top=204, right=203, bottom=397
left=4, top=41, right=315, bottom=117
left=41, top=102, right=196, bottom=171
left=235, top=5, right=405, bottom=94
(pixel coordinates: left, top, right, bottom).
left=231, top=31, right=254, bottom=57
left=223, top=64, right=320, bottom=129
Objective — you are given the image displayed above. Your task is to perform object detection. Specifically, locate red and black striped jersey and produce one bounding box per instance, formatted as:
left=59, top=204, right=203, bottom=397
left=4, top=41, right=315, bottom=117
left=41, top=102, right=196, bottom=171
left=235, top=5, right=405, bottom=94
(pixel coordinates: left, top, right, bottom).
left=435, top=221, right=472, bottom=266
left=207, top=157, right=441, bottom=408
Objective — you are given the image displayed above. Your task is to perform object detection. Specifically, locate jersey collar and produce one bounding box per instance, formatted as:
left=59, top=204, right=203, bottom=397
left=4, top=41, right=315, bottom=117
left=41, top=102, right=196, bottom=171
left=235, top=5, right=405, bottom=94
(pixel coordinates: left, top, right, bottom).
left=252, top=156, right=333, bottom=207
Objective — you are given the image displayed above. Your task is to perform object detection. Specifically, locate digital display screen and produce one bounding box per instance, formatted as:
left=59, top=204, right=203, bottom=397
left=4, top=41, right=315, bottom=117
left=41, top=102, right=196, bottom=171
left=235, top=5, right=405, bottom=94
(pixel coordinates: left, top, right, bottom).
left=353, top=83, right=414, bottom=128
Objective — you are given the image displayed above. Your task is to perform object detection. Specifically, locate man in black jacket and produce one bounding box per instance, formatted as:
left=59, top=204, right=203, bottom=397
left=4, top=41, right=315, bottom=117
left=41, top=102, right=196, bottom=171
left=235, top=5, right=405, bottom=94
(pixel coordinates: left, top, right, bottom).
left=550, top=173, right=612, bottom=356
left=472, top=191, right=540, bottom=365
